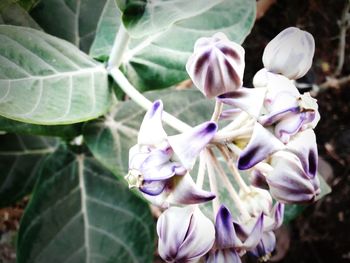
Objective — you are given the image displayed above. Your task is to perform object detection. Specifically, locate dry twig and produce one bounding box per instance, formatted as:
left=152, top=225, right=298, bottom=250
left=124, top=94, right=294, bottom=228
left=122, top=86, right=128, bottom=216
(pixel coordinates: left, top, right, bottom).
left=334, top=0, right=350, bottom=76
left=256, top=0, right=277, bottom=20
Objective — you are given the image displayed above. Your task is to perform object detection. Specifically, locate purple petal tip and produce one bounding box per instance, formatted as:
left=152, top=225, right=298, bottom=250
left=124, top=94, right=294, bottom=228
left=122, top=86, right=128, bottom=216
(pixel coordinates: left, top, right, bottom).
left=206, top=122, right=218, bottom=133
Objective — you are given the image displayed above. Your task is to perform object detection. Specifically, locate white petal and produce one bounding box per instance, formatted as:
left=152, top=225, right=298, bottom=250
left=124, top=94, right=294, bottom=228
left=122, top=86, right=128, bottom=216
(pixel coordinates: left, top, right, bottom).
left=138, top=100, right=167, bottom=146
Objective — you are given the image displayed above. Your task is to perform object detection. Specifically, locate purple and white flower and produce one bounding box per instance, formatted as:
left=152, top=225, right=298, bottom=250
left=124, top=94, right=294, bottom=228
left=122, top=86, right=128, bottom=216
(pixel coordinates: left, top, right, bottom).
left=126, top=100, right=217, bottom=207
left=157, top=206, right=215, bottom=263
left=186, top=32, right=245, bottom=98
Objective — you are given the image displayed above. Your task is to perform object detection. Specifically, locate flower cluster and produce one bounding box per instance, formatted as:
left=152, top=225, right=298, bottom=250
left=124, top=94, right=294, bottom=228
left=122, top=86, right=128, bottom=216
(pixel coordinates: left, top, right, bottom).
left=125, top=27, right=321, bottom=263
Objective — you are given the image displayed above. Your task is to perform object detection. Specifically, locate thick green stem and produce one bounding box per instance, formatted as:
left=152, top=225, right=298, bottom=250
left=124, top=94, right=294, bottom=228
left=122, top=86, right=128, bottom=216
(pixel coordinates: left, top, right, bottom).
left=107, top=24, right=130, bottom=69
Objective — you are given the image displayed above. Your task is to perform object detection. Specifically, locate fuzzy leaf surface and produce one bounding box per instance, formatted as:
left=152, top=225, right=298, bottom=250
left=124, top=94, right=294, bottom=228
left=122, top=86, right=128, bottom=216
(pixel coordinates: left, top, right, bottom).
left=0, top=25, right=110, bottom=125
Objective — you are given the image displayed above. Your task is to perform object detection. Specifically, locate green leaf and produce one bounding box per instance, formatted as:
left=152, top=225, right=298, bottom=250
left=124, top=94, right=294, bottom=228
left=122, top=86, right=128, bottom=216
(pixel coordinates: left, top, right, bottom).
left=17, top=147, right=155, bottom=263
left=90, top=0, right=256, bottom=91
left=117, top=0, right=222, bottom=38
left=0, top=116, right=82, bottom=138
left=0, top=25, right=111, bottom=125
left=83, top=89, right=214, bottom=176
left=16, top=0, right=41, bottom=11
left=316, top=172, right=332, bottom=200
left=0, top=0, right=41, bottom=29
left=0, top=133, right=58, bottom=207
left=30, top=0, right=109, bottom=53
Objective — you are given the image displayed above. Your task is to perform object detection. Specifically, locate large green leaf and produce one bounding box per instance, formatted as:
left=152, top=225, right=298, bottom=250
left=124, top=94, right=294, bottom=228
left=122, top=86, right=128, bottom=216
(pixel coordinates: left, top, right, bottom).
left=90, top=0, right=256, bottom=91
left=0, top=134, right=58, bottom=207
left=30, top=0, right=109, bottom=53
left=116, top=0, right=222, bottom=38
left=0, top=0, right=41, bottom=29
left=17, top=147, right=155, bottom=263
left=83, top=89, right=215, bottom=176
left=0, top=25, right=111, bottom=125
left=0, top=116, right=82, bottom=138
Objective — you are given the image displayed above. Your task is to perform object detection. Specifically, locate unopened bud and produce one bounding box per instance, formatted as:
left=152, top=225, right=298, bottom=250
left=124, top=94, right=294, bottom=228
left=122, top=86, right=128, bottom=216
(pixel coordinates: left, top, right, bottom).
left=157, top=206, right=215, bottom=262
left=262, top=27, right=315, bottom=80
left=186, top=32, right=245, bottom=98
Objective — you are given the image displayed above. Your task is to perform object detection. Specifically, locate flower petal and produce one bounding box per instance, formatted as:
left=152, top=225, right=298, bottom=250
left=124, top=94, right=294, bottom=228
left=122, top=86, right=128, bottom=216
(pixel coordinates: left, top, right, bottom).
left=177, top=208, right=215, bottom=261
left=253, top=68, right=300, bottom=99
left=249, top=231, right=276, bottom=260
left=167, top=173, right=216, bottom=205
left=215, top=205, right=241, bottom=249
left=264, top=202, right=285, bottom=232
left=286, top=129, right=318, bottom=178
left=140, top=149, right=177, bottom=181
left=157, top=206, right=194, bottom=261
left=274, top=112, right=307, bottom=143
left=258, top=91, right=299, bottom=126
left=168, top=121, right=217, bottom=169
left=138, top=100, right=167, bottom=146
left=267, top=151, right=320, bottom=203
left=242, top=214, right=264, bottom=249
left=218, top=87, right=267, bottom=118
left=238, top=122, right=285, bottom=169
left=140, top=180, right=166, bottom=196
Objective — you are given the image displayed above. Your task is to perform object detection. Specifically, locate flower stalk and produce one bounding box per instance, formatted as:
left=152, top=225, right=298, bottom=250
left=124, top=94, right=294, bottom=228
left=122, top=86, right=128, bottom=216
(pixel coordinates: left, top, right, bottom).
left=206, top=148, right=250, bottom=221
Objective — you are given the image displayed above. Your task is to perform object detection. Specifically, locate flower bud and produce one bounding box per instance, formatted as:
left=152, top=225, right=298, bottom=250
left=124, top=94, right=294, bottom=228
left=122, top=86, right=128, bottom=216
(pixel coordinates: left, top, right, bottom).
left=157, top=206, right=215, bottom=262
left=262, top=27, right=315, bottom=80
left=267, top=151, right=320, bottom=204
left=186, top=32, right=245, bottom=98
left=239, top=186, right=272, bottom=217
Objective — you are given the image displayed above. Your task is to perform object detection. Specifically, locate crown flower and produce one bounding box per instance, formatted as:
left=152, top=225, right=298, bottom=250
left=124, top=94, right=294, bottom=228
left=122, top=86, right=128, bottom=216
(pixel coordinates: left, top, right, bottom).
left=126, top=100, right=217, bottom=207
left=123, top=26, right=325, bottom=263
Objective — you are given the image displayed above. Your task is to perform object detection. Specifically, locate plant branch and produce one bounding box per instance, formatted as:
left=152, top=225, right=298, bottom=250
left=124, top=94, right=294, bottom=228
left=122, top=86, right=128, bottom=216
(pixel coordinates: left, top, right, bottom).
left=210, top=100, right=223, bottom=122
left=107, top=24, right=130, bottom=69
left=334, top=0, right=350, bottom=76
left=218, top=146, right=250, bottom=193
left=318, top=75, right=350, bottom=91
left=207, top=148, right=250, bottom=220
left=196, top=151, right=206, bottom=188
left=205, top=150, right=220, bottom=216
left=109, top=68, right=192, bottom=132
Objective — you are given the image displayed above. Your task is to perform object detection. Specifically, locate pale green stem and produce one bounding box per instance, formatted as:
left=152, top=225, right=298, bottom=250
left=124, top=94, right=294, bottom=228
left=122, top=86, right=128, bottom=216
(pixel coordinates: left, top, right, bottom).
left=213, top=126, right=253, bottom=143
left=196, top=151, right=206, bottom=188
left=220, top=111, right=251, bottom=132
left=107, top=24, right=130, bottom=69
left=206, top=148, right=250, bottom=220
left=210, top=100, right=223, bottom=122
left=109, top=68, right=192, bottom=132
left=205, top=150, right=220, bottom=216
left=218, top=145, right=250, bottom=194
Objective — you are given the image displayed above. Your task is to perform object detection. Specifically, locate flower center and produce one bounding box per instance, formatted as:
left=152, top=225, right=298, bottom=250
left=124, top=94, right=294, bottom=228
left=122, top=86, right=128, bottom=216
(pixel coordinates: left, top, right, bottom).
left=125, top=169, right=144, bottom=188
